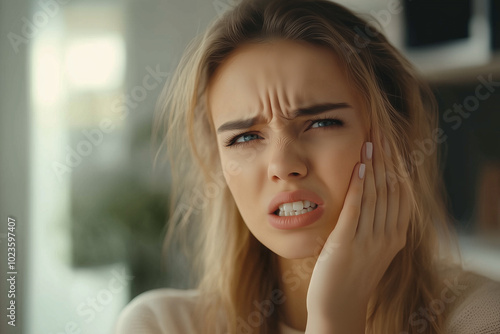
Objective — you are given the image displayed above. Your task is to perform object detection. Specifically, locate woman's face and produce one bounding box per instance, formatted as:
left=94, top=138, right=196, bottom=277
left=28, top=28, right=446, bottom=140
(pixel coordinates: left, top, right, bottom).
left=208, top=39, right=369, bottom=259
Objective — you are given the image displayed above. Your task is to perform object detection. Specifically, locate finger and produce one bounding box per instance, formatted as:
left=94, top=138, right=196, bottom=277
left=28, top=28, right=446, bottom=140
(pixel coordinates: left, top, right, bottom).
left=330, top=162, right=365, bottom=243
left=383, top=136, right=401, bottom=234
left=371, top=130, right=388, bottom=236
left=357, top=141, right=376, bottom=239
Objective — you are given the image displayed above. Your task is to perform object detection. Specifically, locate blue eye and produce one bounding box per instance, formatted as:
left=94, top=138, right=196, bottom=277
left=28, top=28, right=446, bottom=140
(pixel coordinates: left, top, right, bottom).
left=224, top=132, right=262, bottom=147
left=310, top=118, right=343, bottom=129
left=235, top=133, right=260, bottom=143
left=224, top=118, right=344, bottom=148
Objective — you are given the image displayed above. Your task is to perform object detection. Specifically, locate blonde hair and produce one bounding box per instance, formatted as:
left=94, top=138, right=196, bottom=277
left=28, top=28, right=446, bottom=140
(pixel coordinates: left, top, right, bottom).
left=154, top=0, right=456, bottom=333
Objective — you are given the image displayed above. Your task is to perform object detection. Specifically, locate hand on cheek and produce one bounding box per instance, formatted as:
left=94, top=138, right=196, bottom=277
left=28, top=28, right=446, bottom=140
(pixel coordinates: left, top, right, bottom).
left=305, top=129, right=411, bottom=334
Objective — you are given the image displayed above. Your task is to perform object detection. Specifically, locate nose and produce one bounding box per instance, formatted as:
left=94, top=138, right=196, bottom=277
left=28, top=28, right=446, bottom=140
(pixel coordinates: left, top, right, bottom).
left=267, top=140, right=308, bottom=181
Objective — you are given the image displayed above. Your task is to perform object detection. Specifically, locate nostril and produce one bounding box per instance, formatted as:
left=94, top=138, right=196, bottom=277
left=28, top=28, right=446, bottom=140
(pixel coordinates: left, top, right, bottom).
left=268, top=156, right=308, bottom=181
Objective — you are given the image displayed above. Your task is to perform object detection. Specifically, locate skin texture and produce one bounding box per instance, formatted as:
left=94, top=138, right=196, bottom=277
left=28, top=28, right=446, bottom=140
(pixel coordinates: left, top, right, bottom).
left=208, top=39, right=410, bottom=332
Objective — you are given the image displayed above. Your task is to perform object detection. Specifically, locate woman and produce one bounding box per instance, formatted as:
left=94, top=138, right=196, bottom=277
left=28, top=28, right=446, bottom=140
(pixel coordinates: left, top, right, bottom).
left=115, top=0, right=500, bottom=333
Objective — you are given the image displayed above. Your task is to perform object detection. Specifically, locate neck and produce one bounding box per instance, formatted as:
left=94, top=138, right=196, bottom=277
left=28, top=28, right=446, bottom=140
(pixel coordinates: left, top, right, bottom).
left=276, top=255, right=317, bottom=331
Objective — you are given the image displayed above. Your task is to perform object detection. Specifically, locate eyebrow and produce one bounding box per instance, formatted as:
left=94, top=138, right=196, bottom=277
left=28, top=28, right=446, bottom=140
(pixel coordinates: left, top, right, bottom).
left=216, top=102, right=352, bottom=133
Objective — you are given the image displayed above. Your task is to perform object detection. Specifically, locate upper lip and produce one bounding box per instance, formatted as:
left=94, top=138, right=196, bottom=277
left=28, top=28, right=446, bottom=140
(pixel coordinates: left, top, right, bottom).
left=268, top=189, right=324, bottom=214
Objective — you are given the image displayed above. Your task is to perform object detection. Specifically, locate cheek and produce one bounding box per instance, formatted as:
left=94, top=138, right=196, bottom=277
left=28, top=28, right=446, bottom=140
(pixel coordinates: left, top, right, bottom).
left=219, top=153, right=264, bottom=215
left=317, top=149, right=357, bottom=192
left=219, top=144, right=262, bottom=181
left=311, top=138, right=362, bottom=209
left=220, top=156, right=244, bottom=183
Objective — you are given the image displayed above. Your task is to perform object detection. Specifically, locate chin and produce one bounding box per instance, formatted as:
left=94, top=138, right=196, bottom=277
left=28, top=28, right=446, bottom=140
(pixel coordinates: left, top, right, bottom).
left=260, top=231, right=326, bottom=260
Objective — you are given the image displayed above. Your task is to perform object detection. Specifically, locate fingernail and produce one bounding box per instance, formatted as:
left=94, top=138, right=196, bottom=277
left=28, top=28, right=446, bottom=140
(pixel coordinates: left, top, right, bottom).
left=366, top=142, right=373, bottom=160
left=359, top=163, right=366, bottom=179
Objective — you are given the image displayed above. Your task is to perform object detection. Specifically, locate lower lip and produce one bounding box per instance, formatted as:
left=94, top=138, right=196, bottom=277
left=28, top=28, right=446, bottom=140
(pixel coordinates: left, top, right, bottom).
left=268, top=206, right=324, bottom=230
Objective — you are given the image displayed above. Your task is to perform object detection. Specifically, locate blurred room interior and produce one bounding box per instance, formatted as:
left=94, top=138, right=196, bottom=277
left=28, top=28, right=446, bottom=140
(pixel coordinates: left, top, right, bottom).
left=1, top=0, right=499, bottom=333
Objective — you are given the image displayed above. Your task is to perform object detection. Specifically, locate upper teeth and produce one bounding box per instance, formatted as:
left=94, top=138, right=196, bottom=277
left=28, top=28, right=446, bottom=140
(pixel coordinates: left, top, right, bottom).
left=278, top=200, right=317, bottom=216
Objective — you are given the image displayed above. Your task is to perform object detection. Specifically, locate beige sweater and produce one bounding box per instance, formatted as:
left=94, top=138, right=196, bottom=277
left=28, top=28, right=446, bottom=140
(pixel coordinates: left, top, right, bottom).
left=114, top=269, right=500, bottom=333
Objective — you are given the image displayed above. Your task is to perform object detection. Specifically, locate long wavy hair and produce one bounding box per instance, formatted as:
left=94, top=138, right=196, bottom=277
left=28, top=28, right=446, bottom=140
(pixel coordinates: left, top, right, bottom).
left=153, top=0, right=456, bottom=333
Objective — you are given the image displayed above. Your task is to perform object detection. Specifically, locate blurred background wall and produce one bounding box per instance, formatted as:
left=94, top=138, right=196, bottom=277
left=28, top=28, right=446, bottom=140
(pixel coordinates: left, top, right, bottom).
left=0, top=0, right=499, bottom=333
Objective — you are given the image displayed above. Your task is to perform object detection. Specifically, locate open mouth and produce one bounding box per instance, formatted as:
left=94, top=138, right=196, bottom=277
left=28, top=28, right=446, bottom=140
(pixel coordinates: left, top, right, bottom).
left=273, top=200, right=318, bottom=216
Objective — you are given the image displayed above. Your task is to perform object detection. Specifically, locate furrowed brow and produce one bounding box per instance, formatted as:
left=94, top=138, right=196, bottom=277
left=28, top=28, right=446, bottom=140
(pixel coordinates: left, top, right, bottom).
left=216, top=116, right=260, bottom=133
left=291, top=102, right=352, bottom=118
left=216, top=102, right=351, bottom=133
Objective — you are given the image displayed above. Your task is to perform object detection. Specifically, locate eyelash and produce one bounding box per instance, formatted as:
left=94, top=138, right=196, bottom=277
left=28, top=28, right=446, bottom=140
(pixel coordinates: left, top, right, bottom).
left=223, top=117, right=345, bottom=148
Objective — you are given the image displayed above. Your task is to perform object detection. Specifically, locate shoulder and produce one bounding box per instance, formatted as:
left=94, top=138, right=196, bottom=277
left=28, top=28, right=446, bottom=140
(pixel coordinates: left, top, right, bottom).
left=443, top=268, right=500, bottom=334
left=114, top=288, right=201, bottom=334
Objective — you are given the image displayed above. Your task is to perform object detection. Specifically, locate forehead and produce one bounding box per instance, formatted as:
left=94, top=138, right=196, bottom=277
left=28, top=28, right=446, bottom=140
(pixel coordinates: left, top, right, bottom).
left=207, top=39, right=356, bottom=124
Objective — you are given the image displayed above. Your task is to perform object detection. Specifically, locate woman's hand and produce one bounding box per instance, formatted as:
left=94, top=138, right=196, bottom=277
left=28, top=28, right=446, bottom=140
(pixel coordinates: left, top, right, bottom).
left=305, top=130, right=411, bottom=334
